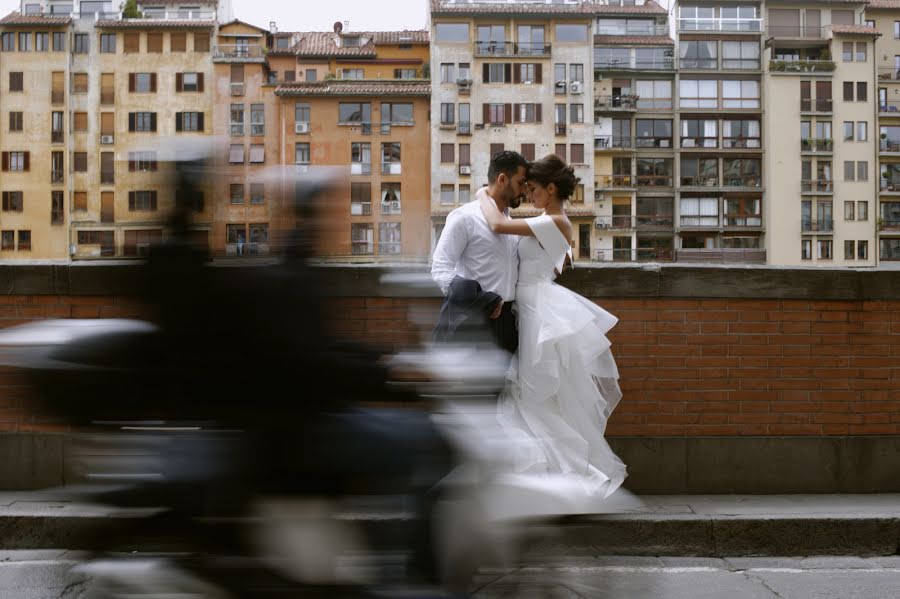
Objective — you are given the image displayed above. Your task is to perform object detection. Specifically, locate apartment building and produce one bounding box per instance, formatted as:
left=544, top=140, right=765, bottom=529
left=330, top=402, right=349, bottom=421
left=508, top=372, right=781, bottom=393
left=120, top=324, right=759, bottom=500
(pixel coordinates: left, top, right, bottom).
left=593, top=0, right=675, bottom=263
left=429, top=0, right=596, bottom=258
left=765, top=0, right=877, bottom=267
left=867, top=0, right=900, bottom=265
left=0, top=0, right=219, bottom=260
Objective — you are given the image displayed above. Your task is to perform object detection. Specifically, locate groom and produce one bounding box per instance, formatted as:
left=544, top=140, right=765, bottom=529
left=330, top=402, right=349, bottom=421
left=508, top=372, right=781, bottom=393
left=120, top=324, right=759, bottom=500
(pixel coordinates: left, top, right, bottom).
left=431, top=151, right=529, bottom=355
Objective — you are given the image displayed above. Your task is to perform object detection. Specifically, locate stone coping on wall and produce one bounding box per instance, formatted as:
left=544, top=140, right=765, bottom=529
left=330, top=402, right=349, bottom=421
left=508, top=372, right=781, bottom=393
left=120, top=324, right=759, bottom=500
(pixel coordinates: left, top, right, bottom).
left=1, top=263, right=899, bottom=301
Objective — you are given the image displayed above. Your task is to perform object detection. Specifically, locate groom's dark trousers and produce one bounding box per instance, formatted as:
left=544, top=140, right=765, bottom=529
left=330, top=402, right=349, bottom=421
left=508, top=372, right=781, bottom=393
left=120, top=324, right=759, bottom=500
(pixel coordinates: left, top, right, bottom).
left=491, top=301, right=518, bottom=356
left=433, top=276, right=518, bottom=356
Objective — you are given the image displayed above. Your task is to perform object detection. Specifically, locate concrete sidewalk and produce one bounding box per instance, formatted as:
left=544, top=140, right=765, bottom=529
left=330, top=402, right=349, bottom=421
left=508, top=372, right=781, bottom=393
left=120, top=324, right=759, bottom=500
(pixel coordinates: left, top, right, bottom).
left=2, top=490, right=899, bottom=556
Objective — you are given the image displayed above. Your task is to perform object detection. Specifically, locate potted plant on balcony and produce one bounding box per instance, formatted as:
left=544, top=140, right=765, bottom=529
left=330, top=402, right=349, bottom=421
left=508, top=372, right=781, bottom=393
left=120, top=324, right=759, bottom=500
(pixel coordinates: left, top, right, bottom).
left=877, top=217, right=885, bottom=230
left=123, top=0, right=142, bottom=18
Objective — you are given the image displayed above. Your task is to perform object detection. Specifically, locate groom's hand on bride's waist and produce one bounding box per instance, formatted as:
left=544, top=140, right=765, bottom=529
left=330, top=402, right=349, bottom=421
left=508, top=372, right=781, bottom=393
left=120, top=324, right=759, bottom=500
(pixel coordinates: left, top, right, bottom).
left=489, top=300, right=504, bottom=320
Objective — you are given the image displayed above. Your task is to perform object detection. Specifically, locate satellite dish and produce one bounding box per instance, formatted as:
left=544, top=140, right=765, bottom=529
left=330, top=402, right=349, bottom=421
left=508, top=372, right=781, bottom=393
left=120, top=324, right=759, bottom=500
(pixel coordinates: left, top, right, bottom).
left=333, top=21, right=343, bottom=34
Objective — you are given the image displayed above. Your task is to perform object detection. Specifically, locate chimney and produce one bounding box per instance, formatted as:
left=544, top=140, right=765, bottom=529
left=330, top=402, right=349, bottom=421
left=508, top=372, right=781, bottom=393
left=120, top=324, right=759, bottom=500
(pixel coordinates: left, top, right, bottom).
left=333, top=21, right=343, bottom=34
left=270, top=21, right=277, bottom=34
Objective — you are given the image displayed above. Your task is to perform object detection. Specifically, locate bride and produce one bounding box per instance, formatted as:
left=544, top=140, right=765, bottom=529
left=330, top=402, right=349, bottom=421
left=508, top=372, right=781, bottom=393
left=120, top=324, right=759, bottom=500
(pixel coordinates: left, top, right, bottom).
left=475, top=154, right=627, bottom=508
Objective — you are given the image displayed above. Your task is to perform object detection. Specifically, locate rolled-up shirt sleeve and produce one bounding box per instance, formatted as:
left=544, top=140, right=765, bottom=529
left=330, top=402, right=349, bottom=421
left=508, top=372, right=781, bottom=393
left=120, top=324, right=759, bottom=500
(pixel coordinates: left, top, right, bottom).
left=431, top=210, right=468, bottom=295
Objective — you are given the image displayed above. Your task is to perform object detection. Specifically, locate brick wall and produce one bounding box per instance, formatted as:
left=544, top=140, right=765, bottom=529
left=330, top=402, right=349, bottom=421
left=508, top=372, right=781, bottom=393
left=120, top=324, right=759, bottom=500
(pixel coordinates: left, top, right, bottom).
left=1, top=265, right=899, bottom=437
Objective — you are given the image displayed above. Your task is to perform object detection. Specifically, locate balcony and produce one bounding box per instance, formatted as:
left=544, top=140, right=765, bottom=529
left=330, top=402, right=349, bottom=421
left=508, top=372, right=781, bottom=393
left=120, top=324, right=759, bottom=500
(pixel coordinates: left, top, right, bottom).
left=595, top=215, right=637, bottom=230
left=675, top=249, right=766, bottom=263
left=555, top=123, right=567, bottom=135
left=596, top=174, right=635, bottom=189
left=595, top=58, right=674, bottom=71
left=877, top=68, right=900, bottom=82
left=678, top=18, right=762, bottom=33
left=474, top=42, right=551, bottom=57
left=213, top=45, right=266, bottom=62
left=595, top=23, right=670, bottom=37
left=801, top=99, right=833, bottom=113
left=594, top=136, right=633, bottom=150
left=679, top=58, right=718, bottom=70
left=457, top=79, right=472, bottom=95
left=680, top=176, right=719, bottom=188
left=880, top=101, right=900, bottom=115
left=881, top=140, right=900, bottom=154
left=880, top=179, right=900, bottom=193
left=723, top=137, right=762, bottom=149
left=879, top=218, right=900, bottom=231
left=636, top=176, right=674, bottom=188
left=680, top=137, right=718, bottom=149
left=766, top=25, right=826, bottom=40
left=595, top=95, right=639, bottom=111
left=801, top=219, right=834, bottom=234
left=596, top=248, right=674, bottom=262
left=724, top=175, right=762, bottom=188
left=769, top=60, right=836, bottom=74
left=635, top=136, right=673, bottom=149
left=801, top=138, right=833, bottom=153
left=139, top=9, right=215, bottom=19
left=801, top=180, right=833, bottom=194
left=724, top=215, right=763, bottom=228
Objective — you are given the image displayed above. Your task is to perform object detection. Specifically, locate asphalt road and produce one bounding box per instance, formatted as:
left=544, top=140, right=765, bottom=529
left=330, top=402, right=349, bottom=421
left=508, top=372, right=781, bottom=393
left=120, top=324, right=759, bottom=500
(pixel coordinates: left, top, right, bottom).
left=3, top=552, right=900, bottom=598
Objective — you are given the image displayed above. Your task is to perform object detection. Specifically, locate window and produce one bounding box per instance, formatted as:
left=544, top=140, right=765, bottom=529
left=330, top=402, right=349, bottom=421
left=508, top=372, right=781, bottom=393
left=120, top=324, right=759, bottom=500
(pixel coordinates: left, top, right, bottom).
left=636, top=119, right=673, bottom=148
left=129, top=190, right=158, bottom=211
left=570, top=144, right=585, bottom=164
left=230, top=104, right=244, bottom=135
left=844, top=240, right=855, bottom=260
left=100, top=151, right=114, bottom=184
left=843, top=42, right=854, bottom=62
left=73, top=33, right=88, bottom=54
left=379, top=223, right=401, bottom=255
left=176, top=111, right=204, bottom=132
left=350, top=142, right=370, bottom=174
left=294, top=142, right=310, bottom=165
left=857, top=42, right=867, bottom=62
left=440, top=143, right=454, bottom=163
left=35, top=32, right=48, bottom=52
left=569, top=104, right=584, bottom=124
left=18, top=32, right=30, bottom=52
left=194, top=33, right=209, bottom=52
left=124, top=32, right=139, bottom=53
left=859, top=201, right=868, bottom=220
left=249, top=144, right=265, bottom=163
left=123, top=230, right=163, bottom=256
left=72, top=73, right=88, bottom=94
left=17, top=231, right=30, bottom=252
left=435, top=23, right=470, bottom=42
left=488, top=103, right=507, bottom=125
left=722, top=80, right=759, bottom=108
left=843, top=81, right=854, bottom=101
left=250, top=104, right=265, bottom=135
left=170, top=32, right=186, bottom=52
left=305, top=69, right=317, bottom=82
left=73, top=112, right=88, bottom=132
left=100, top=33, right=116, bottom=53
left=679, top=79, right=717, bottom=108
left=178, top=72, right=203, bottom=92
left=723, top=198, right=761, bottom=226
left=128, top=112, right=157, bottom=132
left=249, top=224, right=268, bottom=245
left=249, top=183, right=265, bottom=205
left=858, top=161, right=868, bottom=181
left=858, top=82, right=868, bottom=102
left=722, top=41, right=759, bottom=69
left=459, top=144, right=470, bottom=166
left=341, top=68, right=364, bottom=79
left=126, top=151, right=156, bottom=173
left=1, top=231, right=13, bottom=251
left=381, top=184, right=402, bottom=215
left=554, top=63, right=566, bottom=88
left=723, top=158, right=761, bottom=187
left=72, top=152, right=87, bottom=172
left=459, top=184, right=470, bottom=204
left=817, top=239, right=833, bottom=260
left=394, top=68, right=416, bottom=79
left=9, top=112, right=23, bottom=132
left=147, top=32, right=162, bottom=53
left=845, top=201, right=856, bottom=221
left=2, top=151, right=29, bottom=172
left=491, top=143, right=505, bottom=158
left=484, top=63, right=509, bottom=83
left=459, top=62, right=471, bottom=80
left=440, top=63, right=455, bottom=83
left=51, top=191, right=64, bottom=225
left=1, top=191, right=23, bottom=212
left=230, top=184, right=244, bottom=204
left=130, top=73, right=157, bottom=93
left=520, top=143, right=535, bottom=161
left=101, top=73, right=114, bottom=104
left=339, top=102, right=371, bottom=123
left=857, top=122, right=868, bottom=141
left=569, top=63, right=584, bottom=83
left=516, top=103, right=541, bottom=123
left=1, top=32, right=13, bottom=51
left=226, top=224, right=246, bottom=245
left=52, top=31, right=65, bottom=51
left=518, top=63, right=536, bottom=83
left=843, top=121, right=854, bottom=141
left=680, top=119, right=716, bottom=148
left=554, top=143, right=566, bottom=160
left=555, top=24, right=588, bottom=42
left=440, top=103, right=455, bottom=125
left=9, top=72, right=23, bottom=92
left=858, top=240, right=868, bottom=260
left=382, top=142, right=401, bottom=174
left=229, top=144, right=245, bottom=164
left=680, top=197, right=719, bottom=227
left=351, top=224, right=374, bottom=255
left=440, top=184, right=455, bottom=205
left=295, top=103, right=310, bottom=126
left=351, top=182, right=371, bottom=214
left=680, top=40, right=717, bottom=69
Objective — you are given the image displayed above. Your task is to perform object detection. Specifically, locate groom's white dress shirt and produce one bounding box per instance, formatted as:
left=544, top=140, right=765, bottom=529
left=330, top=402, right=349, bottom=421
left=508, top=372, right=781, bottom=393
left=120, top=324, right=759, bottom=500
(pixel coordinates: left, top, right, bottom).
left=431, top=189, right=519, bottom=301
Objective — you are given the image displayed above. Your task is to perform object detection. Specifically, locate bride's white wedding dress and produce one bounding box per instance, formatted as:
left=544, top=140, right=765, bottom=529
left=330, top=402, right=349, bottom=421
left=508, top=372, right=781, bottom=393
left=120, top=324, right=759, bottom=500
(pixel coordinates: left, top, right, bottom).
left=492, top=213, right=627, bottom=510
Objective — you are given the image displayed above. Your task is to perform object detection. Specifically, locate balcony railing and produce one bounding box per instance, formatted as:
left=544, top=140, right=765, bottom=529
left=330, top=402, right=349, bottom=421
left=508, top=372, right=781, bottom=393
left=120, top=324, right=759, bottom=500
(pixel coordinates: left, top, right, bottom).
left=595, top=58, right=674, bottom=71
left=678, top=18, right=762, bottom=32
left=722, top=59, right=762, bottom=70
left=51, top=171, right=64, bottom=184
left=596, top=174, right=635, bottom=189
left=595, top=216, right=637, bottom=230
left=723, top=137, right=762, bottom=149
left=680, top=176, right=719, bottom=187
left=636, top=175, right=674, bottom=187
left=595, top=95, right=639, bottom=110
left=724, top=175, right=761, bottom=188
left=51, top=132, right=64, bottom=144
left=594, top=136, right=633, bottom=150
left=679, top=58, right=718, bottom=70
left=766, top=25, right=827, bottom=39
left=879, top=101, right=900, bottom=114
left=595, top=23, right=670, bottom=37
left=802, top=179, right=834, bottom=193
left=350, top=203, right=372, bottom=216
left=880, top=179, right=900, bottom=192
left=214, top=45, right=265, bottom=59
left=801, top=219, right=834, bottom=233
left=881, top=219, right=900, bottom=231
left=877, top=68, right=900, bottom=81
left=596, top=248, right=675, bottom=262
left=881, top=140, right=900, bottom=153
left=635, top=136, right=673, bottom=149
left=474, top=42, right=551, bottom=57
left=139, top=9, right=215, bottom=19
left=770, top=60, right=836, bottom=73
left=675, top=248, right=766, bottom=263
left=680, top=137, right=718, bottom=149
left=801, top=99, right=833, bottom=112
left=100, top=172, right=114, bottom=185
left=724, top=215, right=763, bottom=227
left=458, top=121, right=471, bottom=135
left=801, top=138, right=833, bottom=152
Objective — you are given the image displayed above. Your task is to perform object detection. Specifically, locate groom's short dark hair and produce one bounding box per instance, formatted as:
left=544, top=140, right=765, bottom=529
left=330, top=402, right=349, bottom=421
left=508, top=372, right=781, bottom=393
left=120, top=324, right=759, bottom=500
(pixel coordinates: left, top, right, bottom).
left=487, top=151, right=529, bottom=184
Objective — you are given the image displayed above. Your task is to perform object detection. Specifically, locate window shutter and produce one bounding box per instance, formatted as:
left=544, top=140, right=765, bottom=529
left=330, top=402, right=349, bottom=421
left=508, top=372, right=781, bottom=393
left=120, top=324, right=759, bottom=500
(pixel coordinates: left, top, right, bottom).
left=504, top=103, right=512, bottom=124
left=128, top=113, right=135, bottom=132
left=482, top=63, right=489, bottom=83
left=482, top=103, right=489, bottom=124
left=128, top=191, right=135, bottom=210
left=150, top=113, right=157, bottom=132
left=128, top=73, right=135, bottom=92
left=504, top=63, right=511, bottom=83
left=536, top=104, right=543, bottom=122
left=197, top=73, right=204, bottom=92
left=536, top=63, right=543, bottom=83
left=23, top=152, right=29, bottom=171
left=175, top=112, right=183, bottom=131
left=198, top=112, right=204, bottom=131
left=176, top=73, right=183, bottom=92
left=513, top=64, right=521, bottom=84
left=150, top=73, right=157, bottom=92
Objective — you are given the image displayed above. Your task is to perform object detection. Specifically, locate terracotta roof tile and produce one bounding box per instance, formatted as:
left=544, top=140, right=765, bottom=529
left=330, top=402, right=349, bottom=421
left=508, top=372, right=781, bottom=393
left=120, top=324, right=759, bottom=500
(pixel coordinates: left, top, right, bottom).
left=867, top=0, right=900, bottom=8
left=0, top=11, right=71, bottom=26
left=830, top=24, right=880, bottom=35
left=371, top=30, right=429, bottom=44
left=96, top=18, right=215, bottom=29
left=594, top=34, right=673, bottom=45
left=276, top=80, right=430, bottom=97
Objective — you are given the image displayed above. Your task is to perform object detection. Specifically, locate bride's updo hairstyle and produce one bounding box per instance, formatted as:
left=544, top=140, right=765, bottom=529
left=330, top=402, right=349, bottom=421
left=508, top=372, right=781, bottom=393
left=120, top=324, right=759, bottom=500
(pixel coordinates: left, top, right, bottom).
left=528, top=154, right=581, bottom=201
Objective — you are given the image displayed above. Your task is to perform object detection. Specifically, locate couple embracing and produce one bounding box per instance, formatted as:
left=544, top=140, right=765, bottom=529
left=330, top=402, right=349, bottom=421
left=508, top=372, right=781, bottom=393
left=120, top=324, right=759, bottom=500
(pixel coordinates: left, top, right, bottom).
left=432, top=151, right=626, bottom=510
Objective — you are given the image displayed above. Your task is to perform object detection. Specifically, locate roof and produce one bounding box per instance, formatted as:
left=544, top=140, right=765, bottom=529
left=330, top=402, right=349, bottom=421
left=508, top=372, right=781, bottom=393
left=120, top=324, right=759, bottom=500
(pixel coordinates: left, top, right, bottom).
left=594, top=34, right=673, bottom=46
left=287, top=30, right=428, bottom=58
left=867, top=0, right=900, bottom=8
left=275, top=80, right=430, bottom=97
left=830, top=24, right=880, bottom=35
left=218, top=18, right=271, bottom=33
left=96, top=19, right=215, bottom=29
left=0, top=11, right=71, bottom=26
left=593, top=1, right=668, bottom=16
left=432, top=0, right=667, bottom=16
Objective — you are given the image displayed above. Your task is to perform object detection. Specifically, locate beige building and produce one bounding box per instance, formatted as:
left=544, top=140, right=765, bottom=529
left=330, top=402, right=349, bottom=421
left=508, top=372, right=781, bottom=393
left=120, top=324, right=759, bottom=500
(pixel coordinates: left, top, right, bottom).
left=867, top=0, right=900, bottom=265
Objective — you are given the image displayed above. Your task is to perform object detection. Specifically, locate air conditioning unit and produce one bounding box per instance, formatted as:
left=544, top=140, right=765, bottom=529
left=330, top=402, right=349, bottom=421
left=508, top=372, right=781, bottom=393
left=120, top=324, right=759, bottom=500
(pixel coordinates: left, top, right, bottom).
left=390, top=200, right=401, bottom=211
left=570, top=81, right=583, bottom=94
left=295, top=122, right=310, bottom=134
left=594, top=190, right=603, bottom=200
left=230, top=82, right=245, bottom=96
left=459, top=165, right=471, bottom=175
left=100, top=135, right=114, bottom=145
